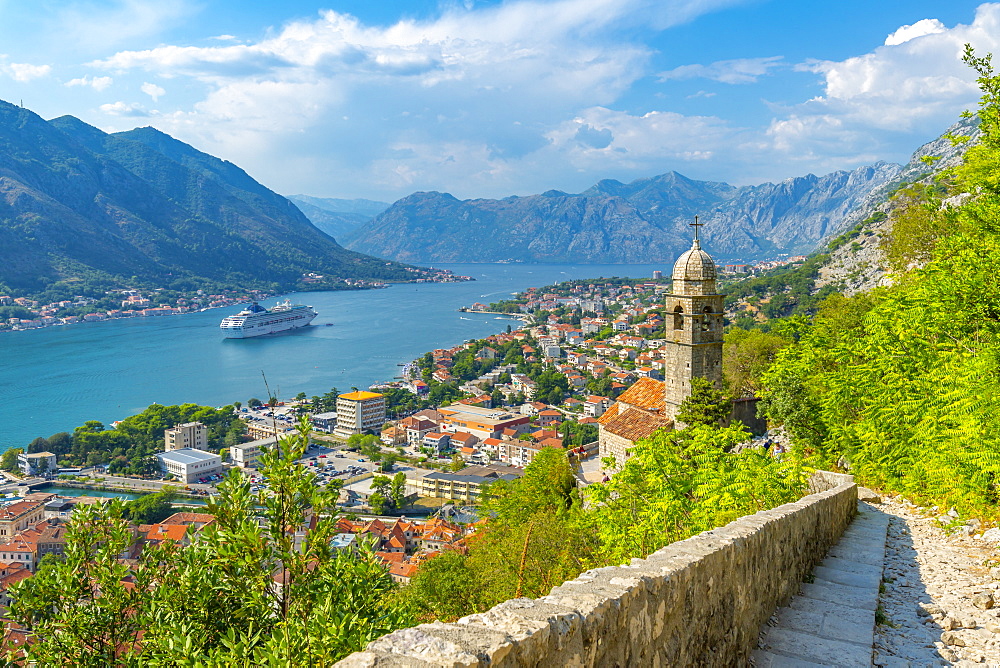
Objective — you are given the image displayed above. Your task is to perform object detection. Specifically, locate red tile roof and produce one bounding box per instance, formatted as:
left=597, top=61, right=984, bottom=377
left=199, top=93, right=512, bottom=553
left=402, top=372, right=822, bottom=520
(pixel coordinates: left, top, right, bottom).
left=599, top=406, right=672, bottom=442
left=0, top=502, right=41, bottom=520
left=616, top=378, right=665, bottom=412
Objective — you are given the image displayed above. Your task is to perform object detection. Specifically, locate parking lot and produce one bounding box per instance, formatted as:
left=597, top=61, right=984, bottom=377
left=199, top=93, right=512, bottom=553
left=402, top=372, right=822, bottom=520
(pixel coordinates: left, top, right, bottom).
left=237, top=439, right=384, bottom=492
left=239, top=404, right=304, bottom=427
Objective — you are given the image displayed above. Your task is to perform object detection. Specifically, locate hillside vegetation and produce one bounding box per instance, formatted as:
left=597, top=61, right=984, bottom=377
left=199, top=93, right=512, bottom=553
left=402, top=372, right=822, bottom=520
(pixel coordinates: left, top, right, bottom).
left=760, top=46, right=1000, bottom=518
left=0, top=101, right=420, bottom=298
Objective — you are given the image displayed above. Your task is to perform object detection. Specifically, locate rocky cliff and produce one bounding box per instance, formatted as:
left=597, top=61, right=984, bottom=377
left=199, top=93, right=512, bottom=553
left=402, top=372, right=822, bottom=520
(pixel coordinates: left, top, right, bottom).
left=815, top=116, right=979, bottom=295
left=344, top=165, right=903, bottom=263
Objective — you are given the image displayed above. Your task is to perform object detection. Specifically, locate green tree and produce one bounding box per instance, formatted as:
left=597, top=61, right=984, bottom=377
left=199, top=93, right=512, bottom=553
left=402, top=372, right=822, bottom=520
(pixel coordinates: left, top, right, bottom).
left=390, top=472, right=406, bottom=509
left=9, top=499, right=156, bottom=665
left=588, top=425, right=806, bottom=564
left=722, top=328, right=792, bottom=398
left=368, top=492, right=387, bottom=515
left=675, top=378, right=730, bottom=428
left=124, top=488, right=179, bottom=524
left=0, top=447, right=23, bottom=472
left=27, top=436, right=49, bottom=454
left=379, top=453, right=398, bottom=472
left=10, top=419, right=412, bottom=664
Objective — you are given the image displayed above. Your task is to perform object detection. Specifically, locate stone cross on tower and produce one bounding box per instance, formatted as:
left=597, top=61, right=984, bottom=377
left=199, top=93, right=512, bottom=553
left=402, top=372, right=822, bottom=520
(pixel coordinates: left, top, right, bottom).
left=662, top=217, right=725, bottom=422
left=690, top=214, right=703, bottom=242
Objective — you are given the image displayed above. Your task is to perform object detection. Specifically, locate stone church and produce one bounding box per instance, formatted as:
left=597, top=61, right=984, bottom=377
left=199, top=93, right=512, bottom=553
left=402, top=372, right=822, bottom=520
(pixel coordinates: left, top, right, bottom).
left=598, top=229, right=724, bottom=467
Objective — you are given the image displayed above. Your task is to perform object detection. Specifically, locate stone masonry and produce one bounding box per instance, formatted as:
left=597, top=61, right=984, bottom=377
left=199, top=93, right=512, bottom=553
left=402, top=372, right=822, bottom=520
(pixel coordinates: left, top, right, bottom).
left=335, top=475, right=858, bottom=667
left=663, top=234, right=725, bottom=422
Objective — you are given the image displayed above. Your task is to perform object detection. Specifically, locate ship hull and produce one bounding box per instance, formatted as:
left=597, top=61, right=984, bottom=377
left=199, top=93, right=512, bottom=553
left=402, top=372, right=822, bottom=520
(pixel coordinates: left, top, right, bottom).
left=220, top=304, right=318, bottom=338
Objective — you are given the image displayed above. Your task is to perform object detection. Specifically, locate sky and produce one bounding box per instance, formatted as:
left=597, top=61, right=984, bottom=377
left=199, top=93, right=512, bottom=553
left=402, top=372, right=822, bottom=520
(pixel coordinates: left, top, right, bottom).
left=0, top=0, right=994, bottom=202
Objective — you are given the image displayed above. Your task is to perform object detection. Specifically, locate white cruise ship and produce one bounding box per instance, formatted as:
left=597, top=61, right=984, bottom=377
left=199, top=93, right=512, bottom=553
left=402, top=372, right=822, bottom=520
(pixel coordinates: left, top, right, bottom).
left=219, top=300, right=317, bottom=338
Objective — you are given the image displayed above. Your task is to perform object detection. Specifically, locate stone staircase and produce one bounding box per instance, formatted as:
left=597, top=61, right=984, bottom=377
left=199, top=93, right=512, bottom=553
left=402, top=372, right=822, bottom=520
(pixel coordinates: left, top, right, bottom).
left=753, top=501, right=890, bottom=667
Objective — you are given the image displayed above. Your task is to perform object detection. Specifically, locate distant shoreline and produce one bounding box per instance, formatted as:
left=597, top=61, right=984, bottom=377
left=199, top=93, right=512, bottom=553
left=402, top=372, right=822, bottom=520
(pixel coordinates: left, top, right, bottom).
left=2, top=275, right=475, bottom=336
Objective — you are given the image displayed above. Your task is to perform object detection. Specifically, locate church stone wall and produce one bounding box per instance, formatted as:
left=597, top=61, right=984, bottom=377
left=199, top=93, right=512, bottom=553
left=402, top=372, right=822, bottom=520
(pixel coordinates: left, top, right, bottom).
left=335, top=475, right=858, bottom=667
left=597, top=425, right=636, bottom=469
left=727, top=397, right=767, bottom=436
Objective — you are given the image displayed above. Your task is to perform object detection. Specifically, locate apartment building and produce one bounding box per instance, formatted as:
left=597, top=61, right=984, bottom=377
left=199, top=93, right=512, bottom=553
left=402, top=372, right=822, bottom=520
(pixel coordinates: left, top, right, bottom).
left=164, top=422, right=208, bottom=451
left=230, top=436, right=277, bottom=469
left=333, top=391, right=386, bottom=439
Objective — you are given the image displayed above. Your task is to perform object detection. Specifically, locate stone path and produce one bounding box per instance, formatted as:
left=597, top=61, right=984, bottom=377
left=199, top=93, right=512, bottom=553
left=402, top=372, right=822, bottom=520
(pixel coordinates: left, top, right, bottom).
left=874, top=498, right=1000, bottom=667
left=752, top=501, right=890, bottom=667
left=752, top=496, right=1000, bottom=667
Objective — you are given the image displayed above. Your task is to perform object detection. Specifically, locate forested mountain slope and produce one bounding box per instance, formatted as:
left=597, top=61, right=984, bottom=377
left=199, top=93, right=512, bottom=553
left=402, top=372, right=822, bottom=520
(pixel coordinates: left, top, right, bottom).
left=759, top=48, right=1000, bottom=517
left=0, top=99, right=417, bottom=295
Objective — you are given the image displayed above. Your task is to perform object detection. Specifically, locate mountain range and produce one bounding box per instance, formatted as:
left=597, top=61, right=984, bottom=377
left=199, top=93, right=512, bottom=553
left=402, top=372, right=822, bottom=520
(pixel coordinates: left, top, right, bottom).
left=286, top=195, right=388, bottom=242
left=338, top=121, right=975, bottom=264
left=0, top=99, right=414, bottom=295
left=340, top=167, right=900, bottom=264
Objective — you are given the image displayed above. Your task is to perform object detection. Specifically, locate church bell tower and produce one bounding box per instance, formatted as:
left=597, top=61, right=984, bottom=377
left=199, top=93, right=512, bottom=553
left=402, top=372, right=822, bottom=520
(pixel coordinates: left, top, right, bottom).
left=663, top=217, right=724, bottom=421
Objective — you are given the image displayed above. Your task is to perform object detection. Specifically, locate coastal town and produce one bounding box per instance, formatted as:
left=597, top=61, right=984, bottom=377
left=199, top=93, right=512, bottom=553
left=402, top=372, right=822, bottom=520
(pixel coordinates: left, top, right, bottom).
left=0, top=239, right=784, bottom=599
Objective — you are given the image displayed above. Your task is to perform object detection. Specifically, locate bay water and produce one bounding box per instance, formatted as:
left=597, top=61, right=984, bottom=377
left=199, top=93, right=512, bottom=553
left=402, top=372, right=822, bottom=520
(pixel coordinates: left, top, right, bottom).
left=1, top=263, right=667, bottom=450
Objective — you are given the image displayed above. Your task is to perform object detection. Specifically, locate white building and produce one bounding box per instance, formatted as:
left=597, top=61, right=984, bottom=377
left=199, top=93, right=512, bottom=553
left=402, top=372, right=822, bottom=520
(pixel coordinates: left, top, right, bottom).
left=311, top=412, right=338, bottom=433
left=333, top=391, right=385, bottom=439
left=17, top=451, right=57, bottom=476
left=164, top=422, right=208, bottom=451
left=155, top=448, right=223, bottom=483
left=230, top=437, right=277, bottom=469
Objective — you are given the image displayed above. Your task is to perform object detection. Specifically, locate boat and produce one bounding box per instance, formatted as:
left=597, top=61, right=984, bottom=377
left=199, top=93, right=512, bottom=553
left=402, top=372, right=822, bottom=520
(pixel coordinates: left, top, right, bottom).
left=219, top=300, right=318, bottom=338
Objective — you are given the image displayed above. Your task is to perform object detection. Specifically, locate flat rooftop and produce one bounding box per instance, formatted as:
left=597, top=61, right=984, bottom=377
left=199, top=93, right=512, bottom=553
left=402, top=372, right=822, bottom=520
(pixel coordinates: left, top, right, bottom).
left=439, top=404, right=520, bottom=421
left=156, top=449, right=222, bottom=465
left=233, top=436, right=279, bottom=451
left=339, top=391, right=383, bottom=401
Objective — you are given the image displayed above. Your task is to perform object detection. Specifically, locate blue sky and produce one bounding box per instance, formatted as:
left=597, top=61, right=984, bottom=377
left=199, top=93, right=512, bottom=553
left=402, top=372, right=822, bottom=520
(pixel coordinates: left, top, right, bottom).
left=0, top=0, right=992, bottom=201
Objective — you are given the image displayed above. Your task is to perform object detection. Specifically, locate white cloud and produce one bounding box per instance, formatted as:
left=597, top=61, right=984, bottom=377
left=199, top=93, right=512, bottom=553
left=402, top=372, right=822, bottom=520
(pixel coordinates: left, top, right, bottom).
left=62, top=1, right=995, bottom=200
left=885, top=18, right=947, bottom=46
left=65, top=75, right=113, bottom=91
left=100, top=100, right=150, bottom=117
left=87, top=0, right=721, bottom=196
left=659, top=56, right=784, bottom=84
left=140, top=82, right=165, bottom=101
left=0, top=60, right=51, bottom=82
left=767, top=4, right=1000, bottom=166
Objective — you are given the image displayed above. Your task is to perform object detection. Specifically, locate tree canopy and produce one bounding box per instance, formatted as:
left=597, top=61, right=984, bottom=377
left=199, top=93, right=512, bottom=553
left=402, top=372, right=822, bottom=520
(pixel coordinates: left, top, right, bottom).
left=9, top=419, right=411, bottom=665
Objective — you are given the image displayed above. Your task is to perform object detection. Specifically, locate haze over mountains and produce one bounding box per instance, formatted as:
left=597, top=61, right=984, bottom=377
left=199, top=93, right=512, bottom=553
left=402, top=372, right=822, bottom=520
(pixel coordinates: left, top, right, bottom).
left=0, top=90, right=975, bottom=300
left=286, top=195, right=388, bottom=242
left=0, top=99, right=414, bottom=295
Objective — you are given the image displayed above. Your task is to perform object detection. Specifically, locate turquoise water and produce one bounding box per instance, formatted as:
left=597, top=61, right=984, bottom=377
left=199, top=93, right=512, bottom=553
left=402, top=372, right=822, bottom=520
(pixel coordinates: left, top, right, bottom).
left=2, top=263, right=667, bottom=449
left=35, top=486, right=141, bottom=500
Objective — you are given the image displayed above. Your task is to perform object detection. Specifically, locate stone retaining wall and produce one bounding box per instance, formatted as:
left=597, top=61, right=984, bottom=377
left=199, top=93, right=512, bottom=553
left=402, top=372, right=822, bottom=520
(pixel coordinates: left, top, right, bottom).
left=338, top=476, right=857, bottom=667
